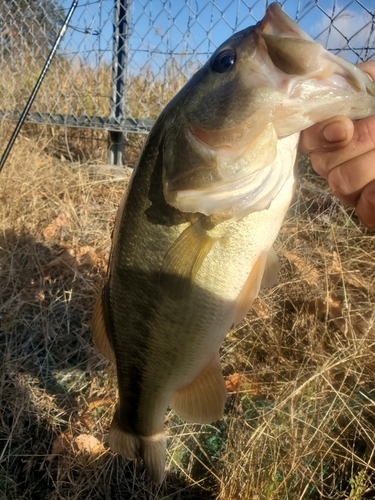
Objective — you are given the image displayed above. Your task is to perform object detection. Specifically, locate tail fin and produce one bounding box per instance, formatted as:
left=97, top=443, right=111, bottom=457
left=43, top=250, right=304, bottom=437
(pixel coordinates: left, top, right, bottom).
left=109, top=411, right=167, bottom=484
left=139, top=433, right=167, bottom=484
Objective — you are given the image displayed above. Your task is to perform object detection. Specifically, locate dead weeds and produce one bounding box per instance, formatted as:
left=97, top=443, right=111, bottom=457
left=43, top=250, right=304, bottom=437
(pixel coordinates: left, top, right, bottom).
left=0, top=128, right=375, bottom=499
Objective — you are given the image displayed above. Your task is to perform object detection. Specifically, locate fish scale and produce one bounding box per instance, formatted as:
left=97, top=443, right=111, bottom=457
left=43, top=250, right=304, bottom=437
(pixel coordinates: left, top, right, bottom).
left=92, top=2, right=375, bottom=484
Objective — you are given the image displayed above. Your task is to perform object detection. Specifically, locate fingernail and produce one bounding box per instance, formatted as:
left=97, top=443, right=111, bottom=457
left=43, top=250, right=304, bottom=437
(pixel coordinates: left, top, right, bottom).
left=322, top=121, right=348, bottom=143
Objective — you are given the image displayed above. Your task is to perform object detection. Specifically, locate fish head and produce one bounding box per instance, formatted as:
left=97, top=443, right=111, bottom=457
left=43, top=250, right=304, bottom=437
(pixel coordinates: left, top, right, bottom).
left=162, top=2, right=375, bottom=219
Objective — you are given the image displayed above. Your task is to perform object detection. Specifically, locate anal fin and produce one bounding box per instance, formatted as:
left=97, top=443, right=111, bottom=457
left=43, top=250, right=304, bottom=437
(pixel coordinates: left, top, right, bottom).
left=91, top=291, right=116, bottom=363
left=233, top=252, right=268, bottom=327
left=170, top=353, right=227, bottom=424
left=261, top=247, right=279, bottom=287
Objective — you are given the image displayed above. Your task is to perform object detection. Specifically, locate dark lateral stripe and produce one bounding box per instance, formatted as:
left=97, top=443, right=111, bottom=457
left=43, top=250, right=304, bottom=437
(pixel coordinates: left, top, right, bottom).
left=110, top=273, right=158, bottom=433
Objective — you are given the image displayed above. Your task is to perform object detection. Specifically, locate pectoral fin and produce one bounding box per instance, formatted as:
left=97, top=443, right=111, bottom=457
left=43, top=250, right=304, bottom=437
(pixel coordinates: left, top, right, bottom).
left=233, top=252, right=268, bottom=327
left=170, top=353, right=227, bottom=424
left=160, top=218, right=217, bottom=300
left=91, top=291, right=116, bottom=363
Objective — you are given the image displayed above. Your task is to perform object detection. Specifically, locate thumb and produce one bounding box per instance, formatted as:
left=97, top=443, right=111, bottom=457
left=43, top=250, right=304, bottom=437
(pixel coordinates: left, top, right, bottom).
left=299, top=116, right=354, bottom=154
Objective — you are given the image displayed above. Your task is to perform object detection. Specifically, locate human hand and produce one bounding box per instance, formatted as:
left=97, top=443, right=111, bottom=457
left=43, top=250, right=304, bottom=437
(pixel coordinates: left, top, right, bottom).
left=299, top=61, right=375, bottom=231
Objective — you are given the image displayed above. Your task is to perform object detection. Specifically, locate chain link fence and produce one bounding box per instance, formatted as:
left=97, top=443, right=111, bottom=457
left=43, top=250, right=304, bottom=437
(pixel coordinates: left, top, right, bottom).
left=0, top=0, right=374, bottom=162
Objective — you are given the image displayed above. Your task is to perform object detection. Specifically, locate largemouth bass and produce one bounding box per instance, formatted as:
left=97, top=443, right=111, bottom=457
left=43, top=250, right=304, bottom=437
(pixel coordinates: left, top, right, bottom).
left=92, top=2, right=375, bottom=484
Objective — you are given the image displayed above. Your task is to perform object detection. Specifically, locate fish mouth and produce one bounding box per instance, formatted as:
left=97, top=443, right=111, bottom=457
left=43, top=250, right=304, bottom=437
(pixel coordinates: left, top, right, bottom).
left=257, top=2, right=313, bottom=42
left=253, top=2, right=375, bottom=97
left=162, top=3, right=375, bottom=220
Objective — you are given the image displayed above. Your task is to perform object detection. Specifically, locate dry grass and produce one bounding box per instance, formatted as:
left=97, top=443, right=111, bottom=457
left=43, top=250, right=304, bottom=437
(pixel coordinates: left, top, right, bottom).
left=0, top=122, right=375, bottom=499
left=0, top=55, right=194, bottom=122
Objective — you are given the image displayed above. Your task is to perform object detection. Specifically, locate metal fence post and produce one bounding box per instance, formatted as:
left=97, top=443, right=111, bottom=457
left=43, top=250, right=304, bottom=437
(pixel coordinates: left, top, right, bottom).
left=108, top=0, right=129, bottom=166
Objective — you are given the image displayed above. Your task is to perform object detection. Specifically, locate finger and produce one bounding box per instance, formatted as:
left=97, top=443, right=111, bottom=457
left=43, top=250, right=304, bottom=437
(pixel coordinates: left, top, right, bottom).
left=327, top=148, right=375, bottom=207
left=356, top=179, right=375, bottom=231
left=358, top=61, right=375, bottom=82
left=299, top=116, right=354, bottom=154
left=309, top=115, right=375, bottom=179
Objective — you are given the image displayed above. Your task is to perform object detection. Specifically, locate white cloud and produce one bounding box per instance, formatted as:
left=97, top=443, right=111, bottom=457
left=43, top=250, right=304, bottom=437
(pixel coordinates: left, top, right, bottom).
left=312, top=5, right=375, bottom=62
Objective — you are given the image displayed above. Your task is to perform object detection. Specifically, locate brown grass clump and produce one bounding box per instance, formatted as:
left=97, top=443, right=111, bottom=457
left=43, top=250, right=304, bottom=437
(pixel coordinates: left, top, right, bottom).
left=1, top=124, right=375, bottom=499
left=0, top=54, right=195, bottom=123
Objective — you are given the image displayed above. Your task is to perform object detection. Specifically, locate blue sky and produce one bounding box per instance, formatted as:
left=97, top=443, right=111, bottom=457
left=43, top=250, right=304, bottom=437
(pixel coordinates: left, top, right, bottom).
left=58, top=0, right=375, bottom=75
left=2, top=0, right=373, bottom=122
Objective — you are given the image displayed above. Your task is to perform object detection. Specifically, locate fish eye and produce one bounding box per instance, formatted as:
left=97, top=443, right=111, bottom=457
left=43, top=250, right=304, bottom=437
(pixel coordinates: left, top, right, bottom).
left=211, top=50, right=236, bottom=73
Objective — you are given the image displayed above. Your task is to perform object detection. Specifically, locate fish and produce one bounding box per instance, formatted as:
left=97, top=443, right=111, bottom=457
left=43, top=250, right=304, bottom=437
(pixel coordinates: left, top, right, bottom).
left=92, top=2, right=375, bottom=484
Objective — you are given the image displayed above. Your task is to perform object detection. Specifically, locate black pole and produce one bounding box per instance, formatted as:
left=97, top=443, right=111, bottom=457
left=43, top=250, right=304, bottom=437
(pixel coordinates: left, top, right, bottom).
left=108, top=0, right=129, bottom=166
left=0, top=0, right=79, bottom=174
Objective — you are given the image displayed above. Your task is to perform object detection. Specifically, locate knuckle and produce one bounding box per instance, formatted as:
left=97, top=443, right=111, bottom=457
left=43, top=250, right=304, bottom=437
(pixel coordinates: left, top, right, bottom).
left=361, top=182, right=375, bottom=210
left=356, top=181, right=375, bottom=231
left=327, top=165, right=353, bottom=198
left=355, top=117, right=375, bottom=151
left=309, top=152, right=329, bottom=178
left=358, top=209, right=375, bottom=231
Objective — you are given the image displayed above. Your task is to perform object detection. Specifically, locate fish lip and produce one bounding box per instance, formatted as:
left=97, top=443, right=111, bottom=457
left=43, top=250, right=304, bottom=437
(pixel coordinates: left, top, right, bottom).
left=256, top=2, right=311, bottom=40
left=252, top=2, right=375, bottom=97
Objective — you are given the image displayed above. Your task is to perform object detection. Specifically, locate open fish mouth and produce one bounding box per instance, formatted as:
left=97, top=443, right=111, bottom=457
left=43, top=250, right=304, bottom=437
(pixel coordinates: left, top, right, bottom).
left=255, top=3, right=375, bottom=97
left=161, top=3, right=375, bottom=221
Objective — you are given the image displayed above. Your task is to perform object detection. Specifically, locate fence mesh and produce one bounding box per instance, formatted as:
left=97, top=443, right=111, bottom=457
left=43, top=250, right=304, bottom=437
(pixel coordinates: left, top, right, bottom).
left=0, top=0, right=374, bottom=136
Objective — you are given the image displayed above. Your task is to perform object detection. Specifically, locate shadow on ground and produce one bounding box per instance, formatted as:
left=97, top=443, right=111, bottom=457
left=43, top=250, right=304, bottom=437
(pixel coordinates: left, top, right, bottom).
left=0, top=230, right=222, bottom=499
